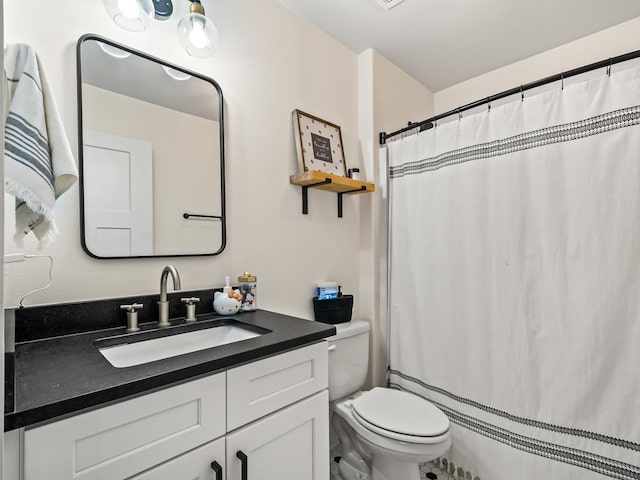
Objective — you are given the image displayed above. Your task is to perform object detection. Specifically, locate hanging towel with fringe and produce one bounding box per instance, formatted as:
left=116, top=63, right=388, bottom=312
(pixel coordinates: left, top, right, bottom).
left=4, top=43, right=77, bottom=248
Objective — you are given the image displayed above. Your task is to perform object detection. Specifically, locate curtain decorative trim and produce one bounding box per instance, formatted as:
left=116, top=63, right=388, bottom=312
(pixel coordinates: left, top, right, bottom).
left=390, top=376, right=640, bottom=480
left=389, top=105, right=640, bottom=178
left=389, top=370, right=639, bottom=451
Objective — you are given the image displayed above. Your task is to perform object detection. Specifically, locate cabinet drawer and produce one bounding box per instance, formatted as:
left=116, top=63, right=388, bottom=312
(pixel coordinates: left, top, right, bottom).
left=227, top=341, right=328, bottom=430
left=24, top=373, right=226, bottom=480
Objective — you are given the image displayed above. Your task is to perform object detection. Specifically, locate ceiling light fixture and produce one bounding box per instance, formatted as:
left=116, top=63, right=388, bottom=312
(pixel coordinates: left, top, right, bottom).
left=102, top=0, right=155, bottom=32
left=103, top=0, right=219, bottom=59
left=177, top=0, right=219, bottom=58
left=152, top=0, right=174, bottom=20
left=372, top=0, right=408, bottom=11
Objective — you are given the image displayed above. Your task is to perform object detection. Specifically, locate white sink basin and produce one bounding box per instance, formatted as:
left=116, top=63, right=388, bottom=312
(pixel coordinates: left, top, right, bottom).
left=98, top=321, right=266, bottom=368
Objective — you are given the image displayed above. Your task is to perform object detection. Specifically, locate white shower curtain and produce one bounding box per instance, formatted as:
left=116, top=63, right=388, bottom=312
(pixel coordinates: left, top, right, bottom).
left=387, top=66, right=640, bottom=479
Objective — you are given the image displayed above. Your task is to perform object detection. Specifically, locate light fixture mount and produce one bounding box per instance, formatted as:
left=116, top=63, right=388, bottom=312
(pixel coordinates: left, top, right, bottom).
left=152, top=0, right=173, bottom=20
left=189, top=0, right=205, bottom=16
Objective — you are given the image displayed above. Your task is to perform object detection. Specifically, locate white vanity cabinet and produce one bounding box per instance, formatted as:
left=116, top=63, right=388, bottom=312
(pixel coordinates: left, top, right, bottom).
left=16, top=341, right=329, bottom=480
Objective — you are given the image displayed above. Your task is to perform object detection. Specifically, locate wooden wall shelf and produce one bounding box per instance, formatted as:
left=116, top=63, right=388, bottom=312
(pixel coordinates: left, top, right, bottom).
left=289, top=171, right=375, bottom=217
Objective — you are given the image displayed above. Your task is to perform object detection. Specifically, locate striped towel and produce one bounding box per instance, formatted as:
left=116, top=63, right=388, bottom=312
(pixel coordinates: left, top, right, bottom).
left=4, top=44, right=77, bottom=248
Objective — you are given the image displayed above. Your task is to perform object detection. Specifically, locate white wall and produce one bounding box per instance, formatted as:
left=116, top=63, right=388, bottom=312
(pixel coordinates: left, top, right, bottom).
left=358, top=49, right=434, bottom=386
left=435, top=16, right=640, bottom=114
left=3, top=0, right=361, bottom=321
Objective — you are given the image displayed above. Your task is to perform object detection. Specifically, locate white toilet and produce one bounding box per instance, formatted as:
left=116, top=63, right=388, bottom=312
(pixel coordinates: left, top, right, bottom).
left=328, top=320, right=451, bottom=480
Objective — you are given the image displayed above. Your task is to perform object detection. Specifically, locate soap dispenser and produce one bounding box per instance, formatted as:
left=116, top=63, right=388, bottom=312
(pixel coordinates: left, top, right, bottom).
left=213, top=276, right=242, bottom=315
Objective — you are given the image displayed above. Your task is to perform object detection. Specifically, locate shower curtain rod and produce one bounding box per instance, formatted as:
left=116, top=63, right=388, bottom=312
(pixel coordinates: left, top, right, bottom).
left=379, top=48, right=640, bottom=145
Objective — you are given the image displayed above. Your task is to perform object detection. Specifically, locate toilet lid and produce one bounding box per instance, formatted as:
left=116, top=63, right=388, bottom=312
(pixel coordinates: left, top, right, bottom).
left=351, top=388, right=449, bottom=437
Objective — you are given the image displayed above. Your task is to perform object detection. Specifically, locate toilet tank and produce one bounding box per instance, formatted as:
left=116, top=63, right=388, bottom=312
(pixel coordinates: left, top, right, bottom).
left=327, top=320, right=370, bottom=401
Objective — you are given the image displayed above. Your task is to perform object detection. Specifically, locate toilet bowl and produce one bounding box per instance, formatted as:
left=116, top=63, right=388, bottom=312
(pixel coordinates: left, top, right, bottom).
left=327, top=321, right=451, bottom=480
left=333, top=388, right=451, bottom=480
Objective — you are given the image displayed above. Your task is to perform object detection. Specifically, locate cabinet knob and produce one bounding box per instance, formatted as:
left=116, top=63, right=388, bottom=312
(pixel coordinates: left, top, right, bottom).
left=236, top=451, right=248, bottom=480
left=210, top=461, right=223, bottom=480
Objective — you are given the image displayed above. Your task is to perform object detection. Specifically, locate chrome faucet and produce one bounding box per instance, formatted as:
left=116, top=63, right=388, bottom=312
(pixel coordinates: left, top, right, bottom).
left=158, top=265, right=182, bottom=327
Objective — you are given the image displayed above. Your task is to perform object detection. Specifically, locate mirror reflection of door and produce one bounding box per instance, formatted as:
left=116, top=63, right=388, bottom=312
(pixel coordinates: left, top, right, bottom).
left=83, top=131, right=154, bottom=257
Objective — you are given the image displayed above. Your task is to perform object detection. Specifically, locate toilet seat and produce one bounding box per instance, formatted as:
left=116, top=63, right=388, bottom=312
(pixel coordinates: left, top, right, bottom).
left=350, top=388, right=449, bottom=444
left=334, top=397, right=451, bottom=458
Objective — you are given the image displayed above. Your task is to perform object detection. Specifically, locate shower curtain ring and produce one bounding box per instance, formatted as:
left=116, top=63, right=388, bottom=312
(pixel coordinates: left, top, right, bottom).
left=607, top=58, right=612, bottom=76
left=458, top=109, right=462, bottom=121
left=520, top=86, right=524, bottom=101
left=561, top=72, right=564, bottom=90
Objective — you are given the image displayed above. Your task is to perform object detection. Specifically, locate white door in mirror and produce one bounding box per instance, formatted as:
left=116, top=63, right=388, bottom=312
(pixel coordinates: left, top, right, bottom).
left=83, top=130, right=154, bottom=257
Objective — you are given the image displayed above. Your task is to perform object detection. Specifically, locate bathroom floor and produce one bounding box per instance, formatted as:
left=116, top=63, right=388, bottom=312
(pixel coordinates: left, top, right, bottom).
left=421, top=458, right=480, bottom=480
left=331, top=449, right=479, bottom=480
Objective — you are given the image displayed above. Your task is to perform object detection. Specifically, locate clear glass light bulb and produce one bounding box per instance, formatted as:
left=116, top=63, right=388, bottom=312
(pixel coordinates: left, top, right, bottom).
left=178, top=12, right=219, bottom=59
left=103, top=0, right=154, bottom=32
left=190, top=21, right=208, bottom=49
left=118, top=0, right=140, bottom=19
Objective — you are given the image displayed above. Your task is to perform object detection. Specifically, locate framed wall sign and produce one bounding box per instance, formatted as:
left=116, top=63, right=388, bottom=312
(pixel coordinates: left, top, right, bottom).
left=293, top=109, right=347, bottom=176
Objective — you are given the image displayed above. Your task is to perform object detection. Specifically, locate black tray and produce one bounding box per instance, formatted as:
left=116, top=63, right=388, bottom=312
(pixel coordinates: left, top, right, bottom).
left=312, top=295, right=353, bottom=324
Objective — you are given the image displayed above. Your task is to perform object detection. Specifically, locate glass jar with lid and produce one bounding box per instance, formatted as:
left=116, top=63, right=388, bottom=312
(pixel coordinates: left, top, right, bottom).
left=238, top=272, right=257, bottom=311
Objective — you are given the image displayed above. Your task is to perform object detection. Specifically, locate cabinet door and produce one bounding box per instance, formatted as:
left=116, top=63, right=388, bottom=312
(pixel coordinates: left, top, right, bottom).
left=130, top=438, right=225, bottom=480
left=24, top=373, right=226, bottom=480
left=226, top=390, right=329, bottom=480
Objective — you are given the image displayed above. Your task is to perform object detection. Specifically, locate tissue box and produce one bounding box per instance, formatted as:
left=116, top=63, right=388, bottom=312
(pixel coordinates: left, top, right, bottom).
left=312, top=295, right=353, bottom=324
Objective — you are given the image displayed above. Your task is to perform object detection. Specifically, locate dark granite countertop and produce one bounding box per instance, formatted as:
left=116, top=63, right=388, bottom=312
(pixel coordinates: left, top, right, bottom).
left=5, top=309, right=336, bottom=431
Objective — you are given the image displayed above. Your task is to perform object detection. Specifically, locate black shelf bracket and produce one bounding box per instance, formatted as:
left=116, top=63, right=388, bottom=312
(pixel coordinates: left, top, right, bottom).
left=301, top=178, right=332, bottom=214
left=337, top=186, right=367, bottom=217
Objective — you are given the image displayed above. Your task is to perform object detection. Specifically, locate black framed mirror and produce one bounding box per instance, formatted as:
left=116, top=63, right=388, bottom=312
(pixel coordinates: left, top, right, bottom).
left=76, top=34, right=225, bottom=259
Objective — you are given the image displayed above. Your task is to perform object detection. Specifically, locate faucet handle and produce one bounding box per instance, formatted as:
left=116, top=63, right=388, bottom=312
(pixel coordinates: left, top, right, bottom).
left=180, top=297, right=200, bottom=322
left=120, top=303, right=143, bottom=332
left=181, top=297, right=200, bottom=322
left=180, top=297, right=200, bottom=305
left=120, top=303, right=143, bottom=312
